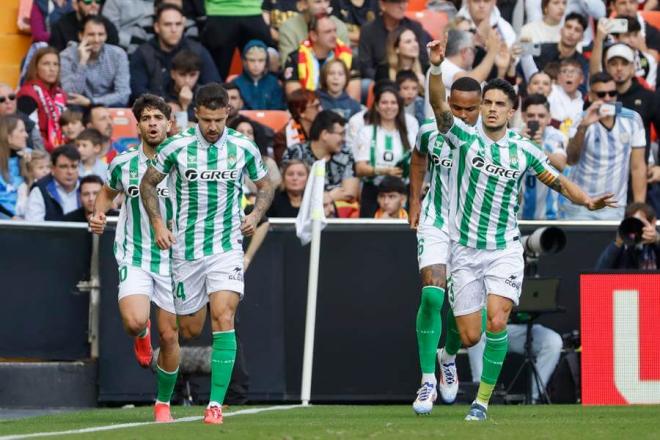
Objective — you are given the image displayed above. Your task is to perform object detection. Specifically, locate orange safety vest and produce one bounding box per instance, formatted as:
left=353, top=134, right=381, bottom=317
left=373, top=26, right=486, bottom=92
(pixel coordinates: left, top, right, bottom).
left=297, top=39, right=352, bottom=91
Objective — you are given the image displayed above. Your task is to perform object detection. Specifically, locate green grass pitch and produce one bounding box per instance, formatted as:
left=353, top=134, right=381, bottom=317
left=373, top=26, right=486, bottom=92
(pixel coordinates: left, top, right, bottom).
left=1, top=405, right=659, bottom=439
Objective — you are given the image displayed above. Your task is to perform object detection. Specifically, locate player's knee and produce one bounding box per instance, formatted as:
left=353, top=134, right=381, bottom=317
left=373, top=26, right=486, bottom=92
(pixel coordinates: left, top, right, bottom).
left=420, top=286, right=444, bottom=310
left=421, top=266, right=446, bottom=290
left=179, top=322, right=203, bottom=340
left=461, top=329, right=482, bottom=347
left=158, top=327, right=179, bottom=349
left=211, top=310, right=235, bottom=332
left=487, top=314, right=508, bottom=332
left=123, top=316, right=149, bottom=337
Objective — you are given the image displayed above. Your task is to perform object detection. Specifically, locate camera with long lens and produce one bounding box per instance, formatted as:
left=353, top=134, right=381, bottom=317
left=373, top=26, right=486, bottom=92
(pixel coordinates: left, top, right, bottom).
left=522, top=227, right=566, bottom=277
left=618, top=217, right=645, bottom=247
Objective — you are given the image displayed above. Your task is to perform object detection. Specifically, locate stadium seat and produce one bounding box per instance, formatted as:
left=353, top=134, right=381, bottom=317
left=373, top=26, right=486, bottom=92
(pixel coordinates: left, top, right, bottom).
left=366, top=81, right=375, bottom=108
left=0, top=34, right=31, bottom=86
left=228, top=49, right=243, bottom=78
left=239, top=110, right=290, bottom=132
left=0, top=5, right=20, bottom=34
left=404, top=10, right=449, bottom=40
left=406, top=0, right=428, bottom=13
left=108, top=108, right=138, bottom=139
left=641, top=11, right=660, bottom=30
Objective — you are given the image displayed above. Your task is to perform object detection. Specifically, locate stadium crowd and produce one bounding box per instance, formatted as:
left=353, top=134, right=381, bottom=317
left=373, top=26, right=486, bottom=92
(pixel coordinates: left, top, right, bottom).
left=1, top=0, right=660, bottom=222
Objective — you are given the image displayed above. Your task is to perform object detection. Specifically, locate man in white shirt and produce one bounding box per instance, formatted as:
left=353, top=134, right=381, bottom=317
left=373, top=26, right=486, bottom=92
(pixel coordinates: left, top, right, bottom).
left=455, top=0, right=516, bottom=47
left=547, top=58, right=584, bottom=138
left=440, top=28, right=500, bottom=89
left=25, top=145, right=81, bottom=221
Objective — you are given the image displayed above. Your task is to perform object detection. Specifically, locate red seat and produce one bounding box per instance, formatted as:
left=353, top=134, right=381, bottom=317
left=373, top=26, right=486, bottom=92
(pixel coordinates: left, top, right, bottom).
left=108, top=108, right=138, bottom=139
left=404, top=10, right=449, bottom=40
left=239, top=110, right=290, bottom=132
left=228, top=48, right=243, bottom=78
left=406, top=0, right=427, bottom=13
left=641, top=11, right=660, bottom=31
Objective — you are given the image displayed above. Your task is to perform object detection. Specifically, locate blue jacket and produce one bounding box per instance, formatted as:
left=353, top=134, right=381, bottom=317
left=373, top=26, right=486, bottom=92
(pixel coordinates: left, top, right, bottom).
left=0, top=156, right=24, bottom=216
left=233, top=72, right=286, bottom=111
left=317, top=90, right=362, bottom=121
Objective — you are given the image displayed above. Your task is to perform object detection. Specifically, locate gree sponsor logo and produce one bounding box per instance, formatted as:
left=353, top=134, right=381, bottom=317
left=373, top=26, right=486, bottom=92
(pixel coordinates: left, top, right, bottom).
left=472, top=156, right=521, bottom=179
left=126, top=185, right=169, bottom=198
left=184, top=169, right=240, bottom=181
left=430, top=154, right=452, bottom=168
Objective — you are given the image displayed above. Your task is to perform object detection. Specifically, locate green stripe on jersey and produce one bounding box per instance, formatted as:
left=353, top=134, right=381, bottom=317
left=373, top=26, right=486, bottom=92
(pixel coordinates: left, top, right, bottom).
left=476, top=144, right=501, bottom=248
left=204, top=145, right=219, bottom=256
left=221, top=142, right=238, bottom=251
left=129, top=156, right=143, bottom=267
left=184, top=142, right=199, bottom=260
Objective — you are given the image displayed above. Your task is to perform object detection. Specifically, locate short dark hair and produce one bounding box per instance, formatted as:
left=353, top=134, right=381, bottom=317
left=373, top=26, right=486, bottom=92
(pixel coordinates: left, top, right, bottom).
left=378, top=176, right=406, bottom=194
left=82, top=105, right=106, bottom=127
left=482, top=78, right=517, bottom=105
left=590, top=71, right=614, bottom=86
left=194, top=83, right=229, bottom=110
left=625, top=202, right=657, bottom=221
left=51, top=144, right=81, bottom=165
left=132, top=94, right=172, bottom=121
left=521, top=93, right=550, bottom=112
left=155, top=3, right=184, bottom=22
left=76, top=128, right=105, bottom=145
left=59, top=109, right=83, bottom=126
left=80, top=15, right=106, bottom=33
left=172, top=50, right=202, bottom=74
left=309, top=110, right=346, bottom=141
left=395, top=70, right=419, bottom=85
left=308, top=12, right=331, bottom=33
left=559, top=57, right=583, bottom=71
left=223, top=82, right=240, bottom=93
left=80, top=174, right=104, bottom=189
left=451, top=76, right=482, bottom=94
left=564, top=12, right=587, bottom=32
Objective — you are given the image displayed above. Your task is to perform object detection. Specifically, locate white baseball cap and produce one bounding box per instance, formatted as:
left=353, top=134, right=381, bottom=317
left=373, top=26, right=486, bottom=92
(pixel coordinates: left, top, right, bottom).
left=605, top=43, right=635, bottom=63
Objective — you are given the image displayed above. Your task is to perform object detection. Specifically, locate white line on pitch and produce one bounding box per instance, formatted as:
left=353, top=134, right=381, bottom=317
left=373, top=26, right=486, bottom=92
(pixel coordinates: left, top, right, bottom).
left=0, top=405, right=304, bottom=439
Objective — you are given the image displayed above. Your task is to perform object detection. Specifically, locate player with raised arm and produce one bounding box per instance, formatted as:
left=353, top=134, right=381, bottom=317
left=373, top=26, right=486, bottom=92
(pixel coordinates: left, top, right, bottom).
left=409, top=76, right=483, bottom=414
left=88, top=94, right=179, bottom=423
left=426, top=36, right=616, bottom=421
left=140, top=83, right=274, bottom=425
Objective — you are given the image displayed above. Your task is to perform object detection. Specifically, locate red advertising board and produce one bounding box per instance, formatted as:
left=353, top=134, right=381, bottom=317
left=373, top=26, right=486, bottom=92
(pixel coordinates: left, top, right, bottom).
left=581, top=274, right=660, bottom=405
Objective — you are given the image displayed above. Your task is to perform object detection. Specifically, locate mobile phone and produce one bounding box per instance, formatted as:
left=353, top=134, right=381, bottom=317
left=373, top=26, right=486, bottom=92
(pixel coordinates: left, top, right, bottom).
left=521, top=42, right=541, bottom=57
left=607, top=18, right=628, bottom=34
left=599, top=102, right=622, bottom=117
left=527, top=120, right=540, bottom=137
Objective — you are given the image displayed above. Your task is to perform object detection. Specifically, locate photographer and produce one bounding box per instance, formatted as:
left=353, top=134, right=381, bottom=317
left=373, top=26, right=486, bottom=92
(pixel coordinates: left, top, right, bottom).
left=595, top=202, right=659, bottom=270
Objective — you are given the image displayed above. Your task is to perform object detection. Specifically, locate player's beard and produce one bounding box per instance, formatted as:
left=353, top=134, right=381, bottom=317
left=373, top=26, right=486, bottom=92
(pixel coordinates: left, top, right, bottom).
left=483, top=121, right=507, bottom=133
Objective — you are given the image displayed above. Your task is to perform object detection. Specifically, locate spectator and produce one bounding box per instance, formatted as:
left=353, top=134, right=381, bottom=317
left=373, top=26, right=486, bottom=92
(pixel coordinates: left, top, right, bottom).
left=60, top=16, right=131, bottom=108
left=273, top=89, right=321, bottom=163
left=317, top=59, right=362, bottom=120
left=25, top=144, right=80, bottom=221
left=266, top=159, right=309, bottom=217
left=0, top=83, right=43, bottom=151
left=439, top=28, right=500, bottom=89
left=519, top=0, right=566, bottom=44
left=49, top=0, right=119, bottom=51
left=83, top=105, right=127, bottom=162
left=262, top=0, right=301, bottom=43
left=374, top=175, right=407, bottom=219
left=358, top=0, right=431, bottom=80
left=75, top=128, right=107, bottom=179
left=282, top=109, right=359, bottom=202
left=15, top=150, right=51, bottom=219
left=611, top=0, right=660, bottom=53
left=595, top=202, right=659, bottom=270
left=564, top=72, right=647, bottom=220
left=547, top=58, right=584, bottom=137
left=0, top=116, right=29, bottom=219
left=520, top=94, right=568, bottom=220
left=101, top=0, right=153, bottom=54
left=352, top=84, right=417, bottom=217
left=166, top=49, right=202, bottom=125
left=30, top=0, right=73, bottom=43
left=396, top=70, right=425, bottom=127
left=62, top=174, right=104, bottom=221
left=166, top=100, right=185, bottom=135
left=333, top=0, right=379, bottom=46
left=130, top=4, right=220, bottom=101
left=60, top=109, right=85, bottom=143
left=202, top=0, right=273, bottom=79
left=563, top=0, right=606, bottom=46
left=17, top=47, right=68, bottom=152
left=608, top=16, right=657, bottom=89
left=455, top=0, right=516, bottom=46
left=283, top=13, right=360, bottom=100
left=526, top=71, right=553, bottom=97
left=375, top=27, right=425, bottom=85
left=224, top=83, right=276, bottom=159
left=232, top=39, right=286, bottom=111
left=279, top=0, right=350, bottom=62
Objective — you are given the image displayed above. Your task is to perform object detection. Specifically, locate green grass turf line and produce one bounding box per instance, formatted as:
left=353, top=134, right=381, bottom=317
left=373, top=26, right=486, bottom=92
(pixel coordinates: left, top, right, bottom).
left=1, top=405, right=660, bottom=439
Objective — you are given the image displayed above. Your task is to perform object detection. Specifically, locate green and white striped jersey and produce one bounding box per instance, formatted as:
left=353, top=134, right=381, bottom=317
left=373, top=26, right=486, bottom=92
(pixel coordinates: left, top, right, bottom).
left=442, top=118, right=559, bottom=250
left=107, top=145, right=173, bottom=275
left=416, top=118, right=452, bottom=231
left=152, top=126, right=268, bottom=261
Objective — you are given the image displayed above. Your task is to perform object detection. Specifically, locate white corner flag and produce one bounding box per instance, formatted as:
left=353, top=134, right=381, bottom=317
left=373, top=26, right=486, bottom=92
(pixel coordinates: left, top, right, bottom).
left=295, top=159, right=327, bottom=245
left=295, top=159, right=326, bottom=406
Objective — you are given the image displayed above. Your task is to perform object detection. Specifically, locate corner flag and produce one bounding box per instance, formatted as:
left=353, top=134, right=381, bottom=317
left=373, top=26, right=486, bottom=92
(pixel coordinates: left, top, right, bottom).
left=295, top=159, right=327, bottom=245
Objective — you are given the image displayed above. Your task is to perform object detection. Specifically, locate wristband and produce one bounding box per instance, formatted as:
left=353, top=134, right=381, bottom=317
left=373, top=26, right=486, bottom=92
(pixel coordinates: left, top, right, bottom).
left=429, top=64, right=442, bottom=76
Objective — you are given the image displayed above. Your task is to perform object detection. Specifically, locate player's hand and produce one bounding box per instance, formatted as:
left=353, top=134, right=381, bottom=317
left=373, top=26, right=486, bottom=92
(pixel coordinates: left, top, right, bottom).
left=241, top=213, right=259, bottom=237
left=647, top=166, right=660, bottom=183
left=427, top=32, right=448, bottom=66
left=586, top=193, right=617, bottom=211
left=408, top=200, right=421, bottom=230
left=581, top=100, right=603, bottom=126
left=154, top=222, right=175, bottom=250
left=88, top=211, right=107, bottom=235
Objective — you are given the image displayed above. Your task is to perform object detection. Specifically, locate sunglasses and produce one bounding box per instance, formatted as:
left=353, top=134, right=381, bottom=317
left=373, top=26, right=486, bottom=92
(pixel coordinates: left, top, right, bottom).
left=81, top=0, right=102, bottom=5
left=0, top=94, right=16, bottom=104
left=595, top=90, right=617, bottom=98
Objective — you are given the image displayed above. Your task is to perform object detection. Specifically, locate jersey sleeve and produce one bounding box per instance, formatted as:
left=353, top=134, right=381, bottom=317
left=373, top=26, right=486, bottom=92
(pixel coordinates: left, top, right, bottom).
left=352, top=125, right=371, bottom=162
left=440, top=117, right=474, bottom=150
left=415, top=119, right=436, bottom=154
left=630, top=111, right=646, bottom=148
left=152, top=141, right=180, bottom=175
left=524, top=142, right=560, bottom=181
left=243, top=141, right=268, bottom=181
left=106, top=159, right=124, bottom=191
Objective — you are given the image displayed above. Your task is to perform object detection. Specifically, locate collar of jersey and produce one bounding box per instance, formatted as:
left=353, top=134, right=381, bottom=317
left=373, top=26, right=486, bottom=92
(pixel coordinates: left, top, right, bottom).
left=477, top=120, right=510, bottom=147
left=195, top=125, right=228, bottom=150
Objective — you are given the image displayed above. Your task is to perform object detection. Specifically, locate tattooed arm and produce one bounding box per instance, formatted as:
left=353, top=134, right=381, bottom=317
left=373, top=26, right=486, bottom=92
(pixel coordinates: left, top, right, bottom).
left=241, top=172, right=275, bottom=237
left=140, top=166, right=174, bottom=249
left=427, top=38, right=454, bottom=134
left=540, top=171, right=617, bottom=211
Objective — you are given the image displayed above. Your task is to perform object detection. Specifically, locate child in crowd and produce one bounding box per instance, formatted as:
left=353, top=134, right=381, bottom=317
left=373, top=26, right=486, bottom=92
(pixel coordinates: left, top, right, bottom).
left=374, top=176, right=408, bottom=220
left=396, top=70, right=425, bottom=126
left=75, top=128, right=107, bottom=180
left=232, top=39, right=286, bottom=110
left=15, top=150, right=50, bottom=219
left=60, top=110, right=84, bottom=144
left=317, top=59, right=362, bottom=120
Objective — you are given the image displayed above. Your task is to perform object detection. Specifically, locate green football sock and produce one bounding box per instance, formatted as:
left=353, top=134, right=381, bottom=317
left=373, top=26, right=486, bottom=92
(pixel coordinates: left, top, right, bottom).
left=416, top=286, right=445, bottom=375
left=444, top=308, right=461, bottom=356
left=481, top=308, right=487, bottom=333
left=476, top=329, right=508, bottom=406
left=156, top=365, right=178, bottom=404
left=209, top=330, right=237, bottom=405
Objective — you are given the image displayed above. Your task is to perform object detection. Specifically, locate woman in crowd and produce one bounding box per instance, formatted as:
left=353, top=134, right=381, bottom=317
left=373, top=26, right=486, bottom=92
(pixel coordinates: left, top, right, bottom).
left=0, top=115, right=30, bottom=218
left=353, top=84, right=418, bottom=217
left=375, top=27, right=426, bottom=85
left=267, top=159, right=309, bottom=218
left=317, top=59, right=362, bottom=121
left=273, top=89, right=320, bottom=164
left=17, top=47, right=67, bottom=152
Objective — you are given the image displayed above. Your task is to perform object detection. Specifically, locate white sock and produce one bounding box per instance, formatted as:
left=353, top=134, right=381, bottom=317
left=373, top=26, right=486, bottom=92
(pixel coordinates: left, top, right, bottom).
left=207, top=401, right=221, bottom=408
left=475, top=398, right=489, bottom=409
left=421, top=373, right=436, bottom=385
left=440, top=350, right=456, bottom=364
left=155, top=400, right=170, bottom=406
